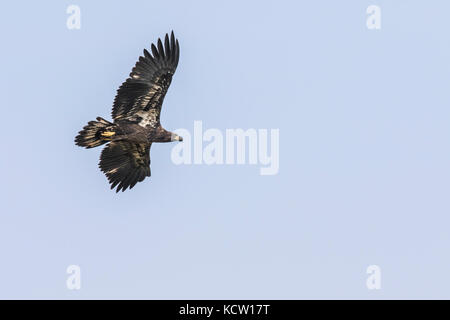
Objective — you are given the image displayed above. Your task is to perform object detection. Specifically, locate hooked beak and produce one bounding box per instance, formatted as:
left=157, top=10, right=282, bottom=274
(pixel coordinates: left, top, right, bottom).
left=171, top=133, right=183, bottom=142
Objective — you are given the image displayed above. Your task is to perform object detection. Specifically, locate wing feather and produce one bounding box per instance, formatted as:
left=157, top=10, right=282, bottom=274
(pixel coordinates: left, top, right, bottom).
left=164, top=34, right=171, bottom=58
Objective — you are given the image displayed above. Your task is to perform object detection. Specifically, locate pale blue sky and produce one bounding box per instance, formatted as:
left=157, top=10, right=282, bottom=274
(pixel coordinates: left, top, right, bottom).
left=1, top=0, right=450, bottom=299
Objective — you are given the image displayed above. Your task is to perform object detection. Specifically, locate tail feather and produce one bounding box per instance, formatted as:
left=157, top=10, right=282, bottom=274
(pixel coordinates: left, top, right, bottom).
left=75, top=117, right=115, bottom=149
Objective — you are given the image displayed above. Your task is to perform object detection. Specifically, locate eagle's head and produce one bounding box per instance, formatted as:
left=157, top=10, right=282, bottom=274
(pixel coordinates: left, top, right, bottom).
left=153, top=126, right=183, bottom=142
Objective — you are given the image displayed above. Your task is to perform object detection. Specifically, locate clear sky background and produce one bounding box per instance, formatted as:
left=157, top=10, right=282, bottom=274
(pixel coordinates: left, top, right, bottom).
left=1, top=0, right=450, bottom=299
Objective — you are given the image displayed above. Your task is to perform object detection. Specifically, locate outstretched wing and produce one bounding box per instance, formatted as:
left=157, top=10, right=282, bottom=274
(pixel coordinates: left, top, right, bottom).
left=111, top=31, right=180, bottom=127
left=99, top=141, right=151, bottom=192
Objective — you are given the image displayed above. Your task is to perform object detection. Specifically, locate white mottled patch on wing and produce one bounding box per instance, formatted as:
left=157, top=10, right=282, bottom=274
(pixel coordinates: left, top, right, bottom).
left=135, top=109, right=158, bottom=128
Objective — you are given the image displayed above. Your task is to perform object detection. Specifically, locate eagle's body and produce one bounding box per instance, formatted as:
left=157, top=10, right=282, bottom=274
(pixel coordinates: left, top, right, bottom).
left=75, top=32, right=182, bottom=192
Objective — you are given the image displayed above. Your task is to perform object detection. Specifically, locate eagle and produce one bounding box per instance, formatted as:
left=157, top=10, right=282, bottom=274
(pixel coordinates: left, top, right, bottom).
left=75, top=31, right=183, bottom=192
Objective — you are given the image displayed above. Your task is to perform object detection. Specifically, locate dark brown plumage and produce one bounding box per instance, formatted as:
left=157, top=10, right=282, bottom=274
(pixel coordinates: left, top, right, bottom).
left=75, top=31, right=182, bottom=192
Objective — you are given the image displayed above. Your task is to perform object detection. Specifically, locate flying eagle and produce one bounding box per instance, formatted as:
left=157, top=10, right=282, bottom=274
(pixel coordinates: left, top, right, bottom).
left=75, top=31, right=182, bottom=192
